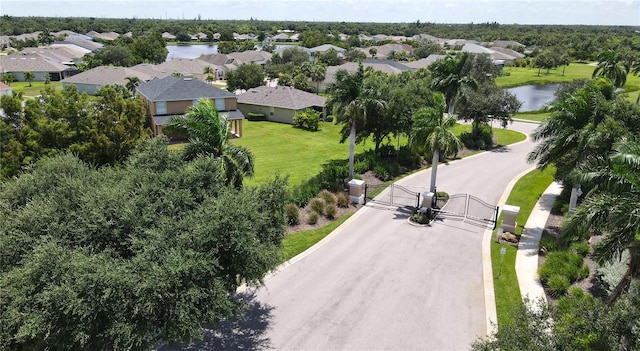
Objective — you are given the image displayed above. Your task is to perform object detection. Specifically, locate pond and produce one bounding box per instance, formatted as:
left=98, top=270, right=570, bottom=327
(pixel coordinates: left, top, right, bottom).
left=166, top=44, right=218, bottom=61
left=506, top=83, right=559, bottom=112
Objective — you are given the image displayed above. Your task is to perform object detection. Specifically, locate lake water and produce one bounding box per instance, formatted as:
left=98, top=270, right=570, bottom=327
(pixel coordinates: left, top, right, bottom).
left=166, top=45, right=218, bottom=61
left=507, top=83, right=559, bottom=112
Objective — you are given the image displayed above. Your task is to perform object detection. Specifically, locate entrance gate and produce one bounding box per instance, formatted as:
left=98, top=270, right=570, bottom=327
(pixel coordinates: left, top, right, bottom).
left=436, top=194, right=499, bottom=229
left=364, top=184, right=421, bottom=209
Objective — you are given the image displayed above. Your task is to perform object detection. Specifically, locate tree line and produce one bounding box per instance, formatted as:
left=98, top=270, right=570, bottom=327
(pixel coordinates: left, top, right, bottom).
left=2, top=16, right=639, bottom=61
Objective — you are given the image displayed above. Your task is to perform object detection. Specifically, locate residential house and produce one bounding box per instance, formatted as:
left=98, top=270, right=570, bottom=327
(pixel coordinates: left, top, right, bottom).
left=237, top=86, right=326, bottom=125
left=228, top=50, right=273, bottom=67
left=289, top=33, right=300, bottom=42
left=21, top=46, right=85, bottom=64
left=362, top=43, right=414, bottom=60
left=318, top=61, right=409, bottom=92
left=129, top=63, right=172, bottom=79
left=61, top=65, right=152, bottom=95
left=0, top=52, right=77, bottom=81
left=162, top=32, right=177, bottom=40
left=51, top=38, right=104, bottom=53
left=461, top=43, right=521, bottom=63
left=136, top=76, right=245, bottom=136
left=491, top=40, right=526, bottom=49
left=272, top=33, right=291, bottom=42
left=198, top=54, right=236, bottom=80
left=308, top=44, right=346, bottom=61
left=155, top=59, right=213, bottom=81
left=0, top=82, right=12, bottom=97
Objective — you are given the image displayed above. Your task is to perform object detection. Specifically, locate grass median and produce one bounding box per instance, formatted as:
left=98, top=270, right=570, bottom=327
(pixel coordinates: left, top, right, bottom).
left=491, top=166, right=555, bottom=327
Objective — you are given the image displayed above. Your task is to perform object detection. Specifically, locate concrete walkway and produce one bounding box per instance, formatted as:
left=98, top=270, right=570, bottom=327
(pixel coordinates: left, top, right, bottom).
left=515, top=181, right=563, bottom=304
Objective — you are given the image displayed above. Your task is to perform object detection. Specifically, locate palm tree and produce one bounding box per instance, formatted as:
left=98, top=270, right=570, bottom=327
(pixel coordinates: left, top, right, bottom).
left=563, top=141, right=640, bottom=305
left=410, top=93, right=462, bottom=192
left=528, top=79, right=618, bottom=212
left=125, top=76, right=141, bottom=97
left=429, top=53, right=477, bottom=116
left=593, top=50, right=630, bottom=88
left=307, top=63, right=327, bottom=94
left=527, top=79, right=615, bottom=180
left=166, top=98, right=254, bottom=188
left=23, top=71, right=34, bottom=87
left=559, top=54, right=571, bottom=76
left=203, top=66, right=216, bottom=83
left=326, top=64, right=384, bottom=179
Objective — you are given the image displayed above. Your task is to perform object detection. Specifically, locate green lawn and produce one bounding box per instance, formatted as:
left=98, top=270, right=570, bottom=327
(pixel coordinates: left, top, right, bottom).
left=8, top=81, right=62, bottom=97
left=231, top=121, right=367, bottom=187
left=492, top=166, right=555, bottom=327
left=282, top=212, right=354, bottom=261
left=230, top=121, right=526, bottom=188
left=496, top=62, right=596, bottom=88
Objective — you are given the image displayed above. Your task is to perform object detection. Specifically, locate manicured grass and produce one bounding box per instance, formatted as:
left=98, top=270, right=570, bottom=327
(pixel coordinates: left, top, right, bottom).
left=9, top=81, right=62, bottom=97
left=491, top=166, right=555, bottom=327
left=493, top=126, right=527, bottom=146
left=282, top=212, right=354, bottom=261
left=496, top=63, right=596, bottom=89
left=231, top=121, right=366, bottom=187
left=514, top=111, right=551, bottom=123
left=229, top=121, right=525, bottom=188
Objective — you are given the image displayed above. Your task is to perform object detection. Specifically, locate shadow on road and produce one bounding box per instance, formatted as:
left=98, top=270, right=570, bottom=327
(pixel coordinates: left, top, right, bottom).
left=159, top=291, right=274, bottom=351
left=490, top=146, right=511, bottom=153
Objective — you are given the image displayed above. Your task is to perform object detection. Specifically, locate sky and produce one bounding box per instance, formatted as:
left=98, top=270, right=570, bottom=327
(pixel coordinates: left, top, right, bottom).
left=0, top=0, right=639, bottom=25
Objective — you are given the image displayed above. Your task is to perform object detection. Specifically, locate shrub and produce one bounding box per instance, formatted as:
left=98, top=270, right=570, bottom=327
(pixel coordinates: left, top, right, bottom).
left=374, top=165, right=390, bottom=181
left=325, top=115, right=334, bottom=122
left=293, top=108, right=322, bottom=131
left=547, top=274, right=570, bottom=297
left=325, top=203, right=337, bottom=219
left=307, top=211, right=319, bottom=224
left=460, top=124, right=494, bottom=150
left=410, top=211, right=431, bottom=224
left=539, top=250, right=589, bottom=285
left=571, top=242, right=590, bottom=257
left=354, top=160, right=369, bottom=174
left=336, top=192, right=349, bottom=208
left=309, top=197, right=325, bottom=215
left=285, top=203, right=300, bottom=225
left=318, top=189, right=336, bottom=205
left=539, top=236, right=560, bottom=255
left=246, top=112, right=266, bottom=121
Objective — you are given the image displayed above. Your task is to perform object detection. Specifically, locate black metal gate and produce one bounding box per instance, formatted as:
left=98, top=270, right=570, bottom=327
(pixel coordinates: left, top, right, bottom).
left=365, top=184, right=421, bottom=209
left=436, top=194, right=499, bottom=229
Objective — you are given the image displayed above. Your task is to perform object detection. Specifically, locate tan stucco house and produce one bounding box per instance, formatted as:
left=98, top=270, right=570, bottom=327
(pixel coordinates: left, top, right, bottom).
left=237, top=86, right=326, bottom=125
left=136, top=76, right=244, bottom=137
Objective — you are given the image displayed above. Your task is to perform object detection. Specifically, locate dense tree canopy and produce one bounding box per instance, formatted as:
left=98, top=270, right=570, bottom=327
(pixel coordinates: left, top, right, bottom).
left=0, top=137, right=287, bottom=350
left=0, top=85, right=150, bottom=178
left=225, top=63, right=265, bottom=92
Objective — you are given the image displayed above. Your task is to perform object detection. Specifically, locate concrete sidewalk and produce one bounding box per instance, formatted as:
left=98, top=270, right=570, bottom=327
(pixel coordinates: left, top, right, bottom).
left=515, top=181, right=563, bottom=304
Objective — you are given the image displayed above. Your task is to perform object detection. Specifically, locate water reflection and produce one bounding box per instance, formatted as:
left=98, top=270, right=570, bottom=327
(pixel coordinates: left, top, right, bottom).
left=166, top=45, right=219, bottom=61
left=506, top=83, right=559, bottom=112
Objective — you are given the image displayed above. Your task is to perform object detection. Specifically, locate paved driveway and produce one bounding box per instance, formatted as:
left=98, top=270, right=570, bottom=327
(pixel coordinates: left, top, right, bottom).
left=163, top=121, right=540, bottom=351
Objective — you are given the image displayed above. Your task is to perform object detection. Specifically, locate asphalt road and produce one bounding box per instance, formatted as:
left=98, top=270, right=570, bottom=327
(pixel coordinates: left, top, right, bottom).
left=163, top=121, right=541, bottom=351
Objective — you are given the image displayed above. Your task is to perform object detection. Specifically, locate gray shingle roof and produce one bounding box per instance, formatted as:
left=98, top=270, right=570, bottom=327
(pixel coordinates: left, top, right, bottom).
left=0, top=53, right=74, bottom=72
left=61, top=66, right=152, bottom=85
left=237, top=86, right=326, bottom=110
left=155, top=58, right=211, bottom=77
left=137, top=76, right=235, bottom=102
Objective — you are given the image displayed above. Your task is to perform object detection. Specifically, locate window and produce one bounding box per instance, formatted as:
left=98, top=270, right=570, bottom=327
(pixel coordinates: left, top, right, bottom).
left=215, top=98, right=225, bottom=111
left=156, top=101, right=167, bottom=115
